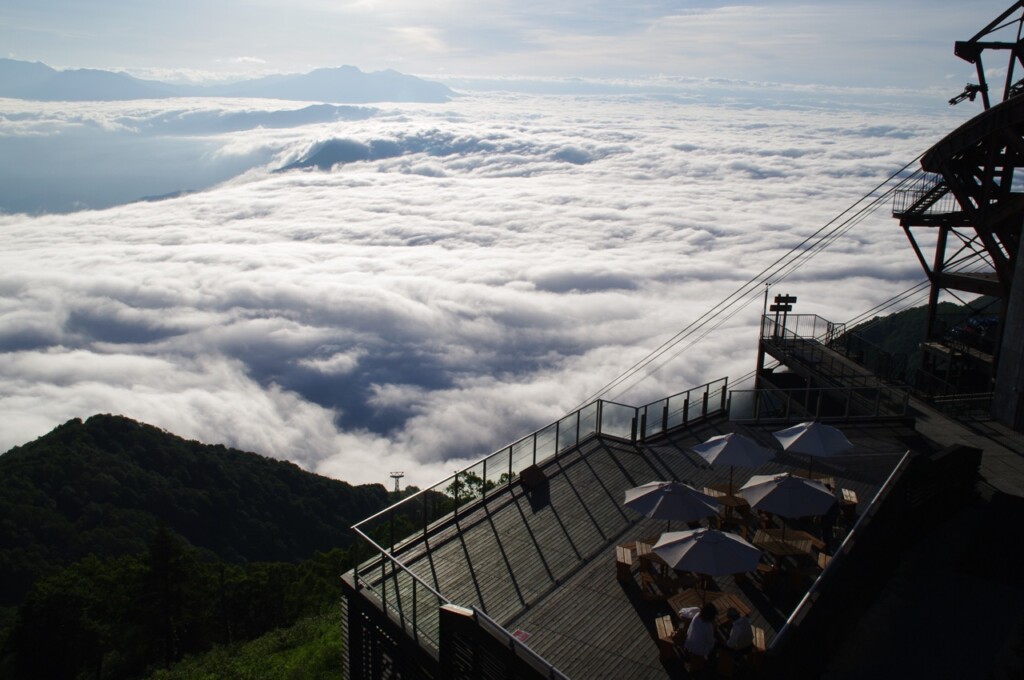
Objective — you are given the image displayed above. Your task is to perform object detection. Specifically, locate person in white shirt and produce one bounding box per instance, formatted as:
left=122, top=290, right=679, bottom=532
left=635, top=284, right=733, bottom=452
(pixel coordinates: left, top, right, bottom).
left=723, top=606, right=753, bottom=652
left=683, top=602, right=718, bottom=660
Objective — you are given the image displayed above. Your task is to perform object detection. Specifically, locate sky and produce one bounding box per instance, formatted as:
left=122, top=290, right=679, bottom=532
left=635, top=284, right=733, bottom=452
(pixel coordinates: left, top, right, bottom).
left=0, top=2, right=1014, bottom=488
left=0, top=1, right=1014, bottom=88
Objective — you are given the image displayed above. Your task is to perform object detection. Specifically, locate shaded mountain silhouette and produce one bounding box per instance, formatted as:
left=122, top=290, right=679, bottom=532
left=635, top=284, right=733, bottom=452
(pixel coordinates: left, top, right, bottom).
left=0, top=58, right=453, bottom=103
left=0, top=414, right=390, bottom=607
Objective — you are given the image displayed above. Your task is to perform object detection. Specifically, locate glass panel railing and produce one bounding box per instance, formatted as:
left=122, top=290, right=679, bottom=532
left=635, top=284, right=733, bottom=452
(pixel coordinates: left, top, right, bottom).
left=708, top=380, right=728, bottom=416
left=510, top=438, right=534, bottom=476
left=727, top=389, right=756, bottom=421
left=452, top=462, right=487, bottom=510
left=599, top=401, right=636, bottom=440
left=484, top=446, right=512, bottom=494
left=535, top=422, right=558, bottom=461
left=667, top=392, right=687, bottom=429
left=557, top=412, right=579, bottom=451
left=578, top=401, right=599, bottom=440
left=687, top=392, right=705, bottom=423
left=643, top=398, right=667, bottom=438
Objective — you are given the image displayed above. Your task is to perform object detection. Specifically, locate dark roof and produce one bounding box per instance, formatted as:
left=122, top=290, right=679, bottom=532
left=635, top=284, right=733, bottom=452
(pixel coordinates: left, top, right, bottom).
left=358, top=415, right=917, bottom=678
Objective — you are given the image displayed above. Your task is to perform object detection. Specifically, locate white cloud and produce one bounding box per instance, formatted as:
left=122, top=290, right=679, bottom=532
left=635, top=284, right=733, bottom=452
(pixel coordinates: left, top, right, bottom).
left=0, top=89, right=976, bottom=487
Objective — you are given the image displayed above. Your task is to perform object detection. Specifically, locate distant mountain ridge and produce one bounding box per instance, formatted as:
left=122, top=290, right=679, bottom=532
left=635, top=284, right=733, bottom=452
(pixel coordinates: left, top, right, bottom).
left=0, top=58, right=454, bottom=103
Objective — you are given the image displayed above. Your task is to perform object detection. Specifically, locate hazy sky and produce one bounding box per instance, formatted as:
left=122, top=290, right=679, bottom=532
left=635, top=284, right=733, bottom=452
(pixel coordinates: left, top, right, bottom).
left=1, top=1, right=1013, bottom=88
left=0, top=2, right=1010, bottom=487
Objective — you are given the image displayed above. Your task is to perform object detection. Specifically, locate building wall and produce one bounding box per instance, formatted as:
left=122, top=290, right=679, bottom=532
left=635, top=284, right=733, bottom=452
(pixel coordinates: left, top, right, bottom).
left=993, top=220, right=1024, bottom=431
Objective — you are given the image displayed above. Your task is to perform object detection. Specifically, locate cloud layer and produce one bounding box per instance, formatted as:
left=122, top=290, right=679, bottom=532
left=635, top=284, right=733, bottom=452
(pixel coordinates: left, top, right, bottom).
left=0, top=90, right=973, bottom=486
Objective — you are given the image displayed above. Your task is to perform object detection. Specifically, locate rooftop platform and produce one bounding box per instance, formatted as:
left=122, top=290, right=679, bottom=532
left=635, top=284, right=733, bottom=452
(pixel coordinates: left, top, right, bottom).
left=344, top=379, right=931, bottom=678
left=342, top=310, right=1024, bottom=678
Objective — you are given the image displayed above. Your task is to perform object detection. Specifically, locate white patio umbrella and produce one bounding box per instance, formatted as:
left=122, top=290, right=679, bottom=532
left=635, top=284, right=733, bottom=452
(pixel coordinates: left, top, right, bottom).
left=738, top=473, right=836, bottom=539
left=624, top=481, right=719, bottom=531
left=653, top=528, right=763, bottom=601
left=690, top=432, right=774, bottom=495
left=773, top=421, right=852, bottom=476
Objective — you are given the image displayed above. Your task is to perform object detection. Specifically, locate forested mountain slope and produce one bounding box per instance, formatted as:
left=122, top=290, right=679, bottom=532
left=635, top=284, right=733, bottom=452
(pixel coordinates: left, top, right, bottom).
left=0, top=414, right=389, bottom=609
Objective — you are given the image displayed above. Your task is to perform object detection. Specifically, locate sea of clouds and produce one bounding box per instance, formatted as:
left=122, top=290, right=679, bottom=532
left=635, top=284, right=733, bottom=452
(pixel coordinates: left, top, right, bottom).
left=0, top=85, right=974, bottom=486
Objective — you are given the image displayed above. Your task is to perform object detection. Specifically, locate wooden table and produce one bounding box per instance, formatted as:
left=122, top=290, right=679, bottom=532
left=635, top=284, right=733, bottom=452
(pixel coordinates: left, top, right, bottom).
left=703, top=485, right=749, bottom=507
left=635, top=540, right=668, bottom=570
left=668, top=589, right=751, bottom=627
left=703, top=486, right=751, bottom=522
left=636, top=540, right=686, bottom=599
left=792, top=470, right=836, bottom=489
left=839, top=487, right=858, bottom=521
left=753, top=529, right=814, bottom=558
left=762, top=527, right=825, bottom=551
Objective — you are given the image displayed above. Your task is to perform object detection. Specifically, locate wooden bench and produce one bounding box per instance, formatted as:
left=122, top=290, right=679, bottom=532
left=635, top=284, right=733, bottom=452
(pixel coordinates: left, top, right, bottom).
left=840, top=488, right=858, bottom=522
left=716, top=624, right=767, bottom=677
left=750, top=626, right=766, bottom=671
left=655, top=614, right=677, bottom=661
left=615, top=544, right=635, bottom=582
left=641, top=569, right=680, bottom=600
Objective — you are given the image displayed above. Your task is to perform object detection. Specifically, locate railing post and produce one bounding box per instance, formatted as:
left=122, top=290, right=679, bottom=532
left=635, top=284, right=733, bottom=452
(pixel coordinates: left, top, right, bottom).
left=393, top=559, right=404, bottom=632
left=683, top=397, right=689, bottom=425
left=412, top=581, right=418, bottom=644
left=575, top=410, right=581, bottom=446
left=720, top=378, right=728, bottom=411
left=702, top=390, right=709, bottom=417
left=482, top=458, right=488, bottom=499
left=662, top=402, right=669, bottom=431
left=508, top=445, right=513, bottom=484
left=380, top=546, right=387, bottom=604
left=597, top=400, right=603, bottom=434
left=630, top=413, right=637, bottom=442
left=555, top=419, right=561, bottom=454
left=452, top=472, right=459, bottom=519
left=639, top=411, right=647, bottom=442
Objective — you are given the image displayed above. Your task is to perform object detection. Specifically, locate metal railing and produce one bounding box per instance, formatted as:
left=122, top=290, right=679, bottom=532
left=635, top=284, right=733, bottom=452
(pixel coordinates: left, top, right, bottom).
left=475, top=607, right=571, bottom=679
left=832, top=331, right=907, bottom=384
left=747, top=313, right=911, bottom=421
left=762, top=313, right=843, bottom=345
left=891, top=171, right=960, bottom=216
left=770, top=449, right=914, bottom=660
left=762, top=315, right=901, bottom=390
left=349, top=377, right=729, bottom=660
left=728, top=384, right=910, bottom=422
left=931, top=391, right=994, bottom=419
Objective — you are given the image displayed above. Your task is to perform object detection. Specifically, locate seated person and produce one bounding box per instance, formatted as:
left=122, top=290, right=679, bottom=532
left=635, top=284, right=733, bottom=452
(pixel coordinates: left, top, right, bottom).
left=682, top=602, right=718, bottom=661
left=721, top=606, right=753, bottom=654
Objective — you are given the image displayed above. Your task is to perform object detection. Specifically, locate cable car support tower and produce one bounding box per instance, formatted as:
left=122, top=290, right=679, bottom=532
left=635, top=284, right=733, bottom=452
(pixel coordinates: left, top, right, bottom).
left=893, top=1, right=1024, bottom=429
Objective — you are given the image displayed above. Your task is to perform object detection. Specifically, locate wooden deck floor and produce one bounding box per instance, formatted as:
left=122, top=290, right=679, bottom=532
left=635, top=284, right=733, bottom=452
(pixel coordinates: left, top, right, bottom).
left=377, top=417, right=920, bottom=678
